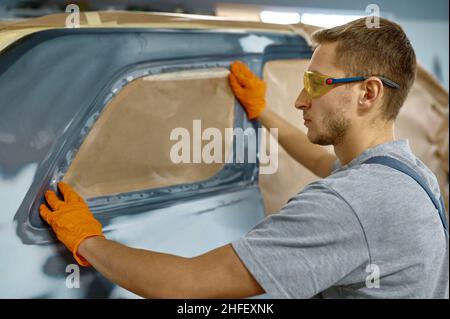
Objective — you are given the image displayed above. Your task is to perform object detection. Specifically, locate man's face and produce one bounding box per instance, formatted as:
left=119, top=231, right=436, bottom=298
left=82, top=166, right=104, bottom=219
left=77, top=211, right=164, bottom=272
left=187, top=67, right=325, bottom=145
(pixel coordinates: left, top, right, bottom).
left=295, top=42, right=358, bottom=146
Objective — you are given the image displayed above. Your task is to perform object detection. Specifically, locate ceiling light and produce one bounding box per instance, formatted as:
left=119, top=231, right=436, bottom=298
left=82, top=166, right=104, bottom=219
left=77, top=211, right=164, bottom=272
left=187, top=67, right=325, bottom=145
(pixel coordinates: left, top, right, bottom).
left=260, top=11, right=300, bottom=25
left=300, top=13, right=364, bottom=28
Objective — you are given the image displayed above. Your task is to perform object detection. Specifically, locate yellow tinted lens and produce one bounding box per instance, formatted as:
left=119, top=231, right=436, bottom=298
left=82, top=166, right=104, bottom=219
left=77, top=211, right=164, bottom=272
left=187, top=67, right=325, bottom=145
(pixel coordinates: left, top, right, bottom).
left=303, top=71, right=333, bottom=98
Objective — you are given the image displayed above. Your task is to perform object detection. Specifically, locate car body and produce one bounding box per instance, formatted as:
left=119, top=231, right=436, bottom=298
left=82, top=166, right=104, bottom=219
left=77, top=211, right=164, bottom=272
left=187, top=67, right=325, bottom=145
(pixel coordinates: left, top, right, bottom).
left=0, top=11, right=312, bottom=298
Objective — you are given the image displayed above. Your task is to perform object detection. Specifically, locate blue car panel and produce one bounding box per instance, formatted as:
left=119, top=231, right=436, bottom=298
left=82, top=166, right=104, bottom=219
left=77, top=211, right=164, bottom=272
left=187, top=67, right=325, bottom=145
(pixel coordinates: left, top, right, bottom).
left=0, top=27, right=311, bottom=298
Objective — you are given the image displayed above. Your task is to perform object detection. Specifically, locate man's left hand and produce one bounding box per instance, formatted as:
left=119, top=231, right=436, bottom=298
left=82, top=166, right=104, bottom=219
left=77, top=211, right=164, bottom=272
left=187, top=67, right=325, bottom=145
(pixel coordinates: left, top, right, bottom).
left=40, top=182, right=104, bottom=267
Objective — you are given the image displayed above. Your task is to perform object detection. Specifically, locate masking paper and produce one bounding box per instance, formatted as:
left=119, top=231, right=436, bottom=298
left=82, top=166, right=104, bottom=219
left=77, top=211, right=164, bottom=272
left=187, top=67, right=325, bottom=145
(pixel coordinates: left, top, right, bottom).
left=64, top=68, right=234, bottom=198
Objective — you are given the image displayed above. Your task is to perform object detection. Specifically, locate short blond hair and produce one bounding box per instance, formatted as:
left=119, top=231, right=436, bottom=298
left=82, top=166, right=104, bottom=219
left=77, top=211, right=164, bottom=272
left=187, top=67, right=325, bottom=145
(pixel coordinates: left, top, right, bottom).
left=312, top=17, right=416, bottom=121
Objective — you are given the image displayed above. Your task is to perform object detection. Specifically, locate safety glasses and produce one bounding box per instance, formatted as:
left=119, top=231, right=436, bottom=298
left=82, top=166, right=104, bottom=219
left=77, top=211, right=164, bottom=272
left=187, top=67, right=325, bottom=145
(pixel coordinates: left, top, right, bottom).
left=303, top=71, right=400, bottom=99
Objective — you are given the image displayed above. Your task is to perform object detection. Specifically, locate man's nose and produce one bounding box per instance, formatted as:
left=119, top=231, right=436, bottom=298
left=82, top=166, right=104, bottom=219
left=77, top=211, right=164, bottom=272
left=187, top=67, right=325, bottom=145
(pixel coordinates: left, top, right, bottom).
left=294, top=89, right=311, bottom=110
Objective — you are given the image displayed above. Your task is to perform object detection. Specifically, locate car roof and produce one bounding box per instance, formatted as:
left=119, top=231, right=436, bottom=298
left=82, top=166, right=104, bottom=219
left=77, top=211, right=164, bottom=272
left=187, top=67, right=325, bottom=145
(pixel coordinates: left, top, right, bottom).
left=0, top=11, right=315, bottom=52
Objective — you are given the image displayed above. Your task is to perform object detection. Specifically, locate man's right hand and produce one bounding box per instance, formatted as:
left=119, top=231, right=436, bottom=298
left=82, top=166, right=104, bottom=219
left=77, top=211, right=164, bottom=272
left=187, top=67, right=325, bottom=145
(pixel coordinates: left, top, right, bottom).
left=228, top=61, right=266, bottom=120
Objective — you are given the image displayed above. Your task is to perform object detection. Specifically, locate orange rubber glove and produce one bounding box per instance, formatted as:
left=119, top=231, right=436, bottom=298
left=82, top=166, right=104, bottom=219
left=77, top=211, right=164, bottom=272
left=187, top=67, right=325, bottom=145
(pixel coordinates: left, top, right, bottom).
left=228, top=61, right=266, bottom=120
left=40, top=182, right=104, bottom=267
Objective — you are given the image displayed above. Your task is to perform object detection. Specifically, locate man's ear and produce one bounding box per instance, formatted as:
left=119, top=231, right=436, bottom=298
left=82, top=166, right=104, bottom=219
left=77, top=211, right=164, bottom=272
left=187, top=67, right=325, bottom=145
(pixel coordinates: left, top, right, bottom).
left=358, top=77, right=384, bottom=109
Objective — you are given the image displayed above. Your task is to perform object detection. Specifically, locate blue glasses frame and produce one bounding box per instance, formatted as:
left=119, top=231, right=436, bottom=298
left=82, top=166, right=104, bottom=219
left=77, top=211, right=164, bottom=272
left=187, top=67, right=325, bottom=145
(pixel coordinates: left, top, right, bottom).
left=326, top=76, right=400, bottom=89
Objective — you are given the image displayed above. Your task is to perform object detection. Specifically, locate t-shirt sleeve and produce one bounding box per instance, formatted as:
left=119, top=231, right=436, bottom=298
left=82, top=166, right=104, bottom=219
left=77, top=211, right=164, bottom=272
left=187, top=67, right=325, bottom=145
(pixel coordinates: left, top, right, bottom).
left=231, top=182, right=370, bottom=298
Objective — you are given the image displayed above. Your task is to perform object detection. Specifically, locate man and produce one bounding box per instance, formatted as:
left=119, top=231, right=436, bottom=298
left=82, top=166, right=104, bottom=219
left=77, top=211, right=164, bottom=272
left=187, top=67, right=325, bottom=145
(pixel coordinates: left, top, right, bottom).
left=40, top=18, right=448, bottom=298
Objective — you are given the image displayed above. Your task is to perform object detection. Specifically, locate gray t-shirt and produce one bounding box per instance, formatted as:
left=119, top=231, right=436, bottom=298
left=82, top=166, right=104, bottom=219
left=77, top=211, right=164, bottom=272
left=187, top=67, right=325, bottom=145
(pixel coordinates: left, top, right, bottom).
left=232, top=139, right=449, bottom=298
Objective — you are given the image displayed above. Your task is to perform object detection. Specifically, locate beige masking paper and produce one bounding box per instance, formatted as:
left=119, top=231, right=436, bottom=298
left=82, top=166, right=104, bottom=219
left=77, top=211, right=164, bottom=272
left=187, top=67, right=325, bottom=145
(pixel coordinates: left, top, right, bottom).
left=64, top=68, right=235, bottom=198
